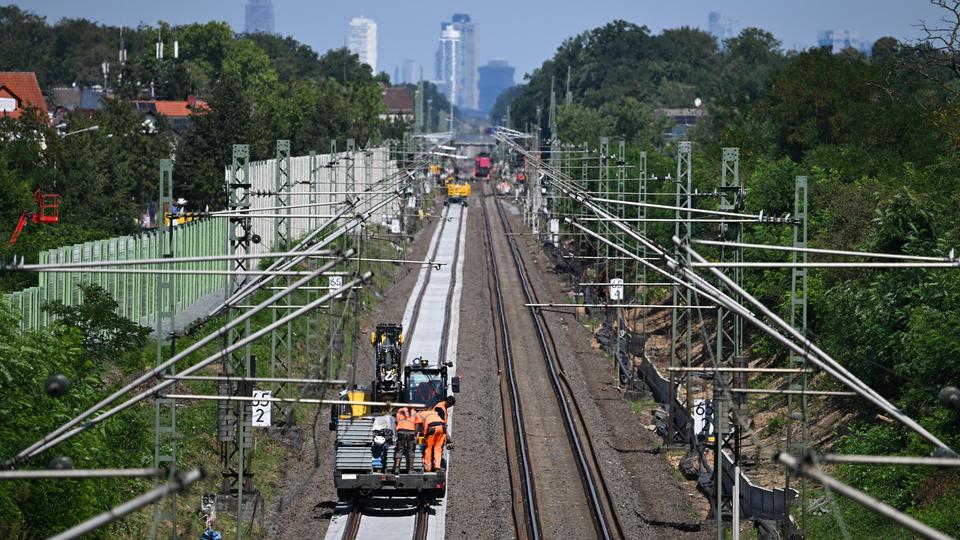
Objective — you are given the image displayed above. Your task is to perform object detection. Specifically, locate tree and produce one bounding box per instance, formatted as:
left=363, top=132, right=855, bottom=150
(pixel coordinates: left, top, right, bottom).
left=175, top=74, right=253, bottom=210
left=44, top=284, right=150, bottom=364
left=556, top=103, right=614, bottom=146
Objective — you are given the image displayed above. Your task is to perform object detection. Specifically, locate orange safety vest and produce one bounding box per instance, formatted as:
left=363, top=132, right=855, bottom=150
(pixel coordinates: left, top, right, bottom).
left=418, top=409, right=445, bottom=435
left=396, top=407, right=417, bottom=432
left=434, top=400, right=448, bottom=421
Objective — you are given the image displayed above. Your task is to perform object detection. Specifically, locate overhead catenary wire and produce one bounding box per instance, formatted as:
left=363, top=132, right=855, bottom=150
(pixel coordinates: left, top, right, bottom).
left=8, top=250, right=354, bottom=465
left=777, top=453, right=951, bottom=540
left=691, top=238, right=955, bottom=262
left=497, top=127, right=955, bottom=454
left=210, top=155, right=426, bottom=316
left=47, top=469, right=204, bottom=540
left=17, top=271, right=372, bottom=461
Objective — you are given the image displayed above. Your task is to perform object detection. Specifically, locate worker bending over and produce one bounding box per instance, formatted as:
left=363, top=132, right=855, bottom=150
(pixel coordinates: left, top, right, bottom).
left=392, top=406, right=418, bottom=474
left=416, top=396, right=456, bottom=472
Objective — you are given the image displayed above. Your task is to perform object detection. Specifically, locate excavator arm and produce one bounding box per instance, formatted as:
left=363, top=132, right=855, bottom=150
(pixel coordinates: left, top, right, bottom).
left=9, top=211, right=29, bottom=245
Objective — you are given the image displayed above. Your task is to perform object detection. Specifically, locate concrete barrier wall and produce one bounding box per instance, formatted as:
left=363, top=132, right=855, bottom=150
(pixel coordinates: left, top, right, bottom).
left=638, top=357, right=796, bottom=521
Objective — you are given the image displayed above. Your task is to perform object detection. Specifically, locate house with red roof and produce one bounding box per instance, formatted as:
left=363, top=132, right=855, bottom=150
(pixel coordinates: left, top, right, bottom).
left=0, top=72, right=49, bottom=122
left=381, top=87, right=414, bottom=122
left=131, top=95, right=207, bottom=133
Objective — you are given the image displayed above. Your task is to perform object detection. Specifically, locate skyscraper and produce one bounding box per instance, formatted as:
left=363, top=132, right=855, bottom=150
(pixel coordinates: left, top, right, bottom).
left=435, top=25, right=461, bottom=104
left=245, top=0, right=275, bottom=35
left=478, top=60, right=514, bottom=114
left=434, top=14, right=478, bottom=111
left=708, top=12, right=731, bottom=47
left=400, top=59, right=416, bottom=85
left=817, top=30, right=873, bottom=55
left=349, top=17, right=378, bottom=73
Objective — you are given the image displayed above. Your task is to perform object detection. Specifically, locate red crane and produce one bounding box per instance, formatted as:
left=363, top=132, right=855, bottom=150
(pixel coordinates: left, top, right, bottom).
left=9, top=189, right=60, bottom=245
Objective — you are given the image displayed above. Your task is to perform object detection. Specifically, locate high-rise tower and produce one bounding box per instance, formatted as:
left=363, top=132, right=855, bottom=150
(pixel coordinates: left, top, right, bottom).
left=245, top=0, right=275, bottom=35
left=434, top=14, right=478, bottom=111
left=348, top=17, right=378, bottom=73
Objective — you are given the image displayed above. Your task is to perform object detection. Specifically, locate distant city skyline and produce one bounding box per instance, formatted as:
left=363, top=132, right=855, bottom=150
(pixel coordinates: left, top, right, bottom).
left=435, top=13, right=478, bottom=111
left=478, top=60, right=515, bottom=114
left=348, top=17, right=377, bottom=73
left=11, top=1, right=946, bottom=81
left=244, top=0, right=274, bottom=35
left=708, top=11, right=733, bottom=48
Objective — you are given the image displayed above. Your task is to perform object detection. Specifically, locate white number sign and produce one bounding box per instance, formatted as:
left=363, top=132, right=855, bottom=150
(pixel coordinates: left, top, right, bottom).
left=609, top=278, right=624, bottom=301
left=390, top=218, right=402, bottom=234
left=252, top=390, right=272, bottom=427
left=693, top=398, right=714, bottom=437
left=329, top=275, right=344, bottom=299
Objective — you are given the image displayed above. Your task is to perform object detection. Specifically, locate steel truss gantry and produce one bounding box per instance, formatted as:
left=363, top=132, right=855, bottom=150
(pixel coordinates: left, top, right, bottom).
left=150, top=158, right=177, bottom=539
left=669, top=141, right=693, bottom=446
left=219, top=144, right=258, bottom=528
left=271, top=140, right=295, bottom=430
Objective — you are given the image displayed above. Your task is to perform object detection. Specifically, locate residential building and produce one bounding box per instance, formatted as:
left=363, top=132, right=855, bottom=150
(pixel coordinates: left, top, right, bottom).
left=245, top=0, right=275, bottom=34
left=78, top=86, right=107, bottom=115
left=46, top=86, right=81, bottom=125
left=349, top=17, right=378, bottom=73
left=656, top=107, right=704, bottom=141
left=477, top=60, right=514, bottom=114
left=434, top=14, right=478, bottom=111
left=131, top=95, right=207, bottom=133
left=0, top=72, right=48, bottom=121
left=381, top=87, right=414, bottom=122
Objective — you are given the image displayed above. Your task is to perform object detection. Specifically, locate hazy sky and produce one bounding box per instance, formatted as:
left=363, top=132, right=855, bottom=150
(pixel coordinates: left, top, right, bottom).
left=8, top=1, right=947, bottom=81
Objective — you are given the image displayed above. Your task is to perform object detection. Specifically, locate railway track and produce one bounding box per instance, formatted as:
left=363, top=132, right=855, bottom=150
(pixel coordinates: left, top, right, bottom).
left=326, top=203, right=467, bottom=540
left=480, top=185, right=626, bottom=540
left=341, top=498, right=431, bottom=540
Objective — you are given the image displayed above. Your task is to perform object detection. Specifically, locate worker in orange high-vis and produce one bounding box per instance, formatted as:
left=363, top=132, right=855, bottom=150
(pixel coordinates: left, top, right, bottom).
left=392, top=406, right=418, bottom=474
left=433, top=395, right=456, bottom=423
left=417, top=408, right=447, bottom=472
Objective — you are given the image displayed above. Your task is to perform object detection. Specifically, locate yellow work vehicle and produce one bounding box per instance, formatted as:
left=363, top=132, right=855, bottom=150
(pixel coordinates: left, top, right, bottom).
left=444, top=179, right=471, bottom=207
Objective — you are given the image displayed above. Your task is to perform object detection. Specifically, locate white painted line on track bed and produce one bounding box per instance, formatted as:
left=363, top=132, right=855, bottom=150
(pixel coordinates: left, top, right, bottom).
left=324, top=204, right=468, bottom=540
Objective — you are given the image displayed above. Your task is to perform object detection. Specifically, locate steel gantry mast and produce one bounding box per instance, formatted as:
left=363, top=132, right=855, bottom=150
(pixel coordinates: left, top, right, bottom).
left=219, top=144, right=258, bottom=528
left=669, top=141, right=693, bottom=445
left=713, top=147, right=743, bottom=537
left=271, top=140, right=295, bottom=431
left=150, top=158, right=177, bottom=538
left=785, top=175, right=809, bottom=536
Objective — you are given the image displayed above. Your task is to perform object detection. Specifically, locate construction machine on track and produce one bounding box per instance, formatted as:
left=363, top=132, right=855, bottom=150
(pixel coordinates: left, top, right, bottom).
left=330, top=322, right=460, bottom=498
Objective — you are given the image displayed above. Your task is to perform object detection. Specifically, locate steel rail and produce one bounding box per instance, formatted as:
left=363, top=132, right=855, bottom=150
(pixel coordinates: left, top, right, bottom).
left=495, top=192, right=629, bottom=540
left=479, top=190, right=542, bottom=540
left=486, top=190, right=622, bottom=540
left=413, top=497, right=430, bottom=540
